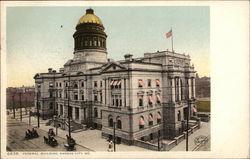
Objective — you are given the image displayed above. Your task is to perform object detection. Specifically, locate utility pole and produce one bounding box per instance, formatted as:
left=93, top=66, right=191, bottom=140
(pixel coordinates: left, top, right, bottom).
left=12, top=95, right=15, bottom=119
left=113, top=121, right=116, bottom=152
left=19, top=91, right=22, bottom=121
left=25, top=95, right=28, bottom=115
left=186, top=99, right=191, bottom=151
left=37, top=89, right=40, bottom=128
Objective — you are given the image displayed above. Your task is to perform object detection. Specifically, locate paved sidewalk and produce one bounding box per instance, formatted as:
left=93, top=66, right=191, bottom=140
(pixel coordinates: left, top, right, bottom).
left=170, top=121, right=210, bottom=151
left=19, top=115, right=151, bottom=151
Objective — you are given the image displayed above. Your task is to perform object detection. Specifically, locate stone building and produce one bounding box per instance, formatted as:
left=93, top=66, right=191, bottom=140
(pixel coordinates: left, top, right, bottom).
left=34, top=8, right=197, bottom=144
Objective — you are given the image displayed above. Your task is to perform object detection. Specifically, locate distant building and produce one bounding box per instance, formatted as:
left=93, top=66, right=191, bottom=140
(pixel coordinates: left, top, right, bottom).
left=34, top=8, right=197, bottom=144
left=6, top=86, right=35, bottom=109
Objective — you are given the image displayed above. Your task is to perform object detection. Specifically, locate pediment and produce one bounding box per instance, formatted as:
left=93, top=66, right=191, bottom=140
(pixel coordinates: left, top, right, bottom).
left=101, top=62, right=127, bottom=72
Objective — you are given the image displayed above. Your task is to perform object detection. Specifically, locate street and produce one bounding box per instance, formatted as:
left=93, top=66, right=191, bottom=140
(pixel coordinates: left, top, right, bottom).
left=7, top=117, right=91, bottom=151
left=170, top=121, right=210, bottom=151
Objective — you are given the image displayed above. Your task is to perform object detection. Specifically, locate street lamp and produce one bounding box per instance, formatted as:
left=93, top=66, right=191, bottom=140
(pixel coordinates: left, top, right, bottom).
left=67, top=73, right=71, bottom=138
left=113, top=121, right=116, bottom=152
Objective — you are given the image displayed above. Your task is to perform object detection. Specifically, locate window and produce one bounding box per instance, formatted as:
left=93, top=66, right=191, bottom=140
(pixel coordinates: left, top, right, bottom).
left=156, top=94, right=161, bottom=104
left=138, top=79, right=144, bottom=87
left=100, top=93, right=103, bottom=103
left=100, top=81, right=102, bottom=87
left=82, top=94, right=84, bottom=101
left=94, top=94, right=98, bottom=102
left=56, top=82, right=58, bottom=87
left=139, top=96, right=143, bottom=106
left=178, top=110, right=181, bottom=121
left=148, top=114, right=153, bottom=126
left=94, top=108, right=98, bottom=118
left=147, top=79, right=151, bottom=87
left=74, top=83, right=78, bottom=89
left=119, top=99, right=122, bottom=106
left=148, top=95, right=153, bottom=105
left=117, top=117, right=122, bottom=129
left=74, top=94, right=78, bottom=100
left=94, top=81, right=97, bottom=87
left=109, top=116, right=113, bottom=127
left=75, top=108, right=79, bottom=120
left=59, top=83, right=62, bottom=87
left=66, top=82, right=68, bottom=87
left=81, top=82, right=84, bottom=87
left=157, top=112, right=162, bottom=123
left=49, top=91, right=53, bottom=98
left=156, top=79, right=160, bottom=87
left=139, top=116, right=145, bottom=129
left=116, top=98, right=119, bottom=107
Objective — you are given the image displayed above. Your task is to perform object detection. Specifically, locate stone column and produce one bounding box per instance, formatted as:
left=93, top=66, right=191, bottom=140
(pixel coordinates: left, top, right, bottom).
left=121, top=78, right=125, bottom=107
left=188, top=78, right=192, bottom=99
left=58, top=104, right=60, bottom=115
left=178, top=78, right=181, bottom=101
left=78, top=80, right=80, bottom=100
left=171, top=78, right=175, bottom=102
left=193, top=78, right=196, bottom=98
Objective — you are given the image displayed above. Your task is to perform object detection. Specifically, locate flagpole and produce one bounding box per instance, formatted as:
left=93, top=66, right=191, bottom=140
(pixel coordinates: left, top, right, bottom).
left=171, top=27, right=174, bottom=52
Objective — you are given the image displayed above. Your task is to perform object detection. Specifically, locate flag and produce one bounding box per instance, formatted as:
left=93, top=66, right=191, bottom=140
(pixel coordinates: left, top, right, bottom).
left=166, top=29, right=172, bottom=38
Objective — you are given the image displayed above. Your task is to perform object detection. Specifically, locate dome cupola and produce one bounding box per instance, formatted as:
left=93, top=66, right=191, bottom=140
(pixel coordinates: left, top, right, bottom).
left=73, top=8, right=107, bottom=51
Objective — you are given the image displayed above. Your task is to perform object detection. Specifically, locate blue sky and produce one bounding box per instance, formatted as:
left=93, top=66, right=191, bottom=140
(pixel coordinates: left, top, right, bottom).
left=6, top=6, right=210, bottom=87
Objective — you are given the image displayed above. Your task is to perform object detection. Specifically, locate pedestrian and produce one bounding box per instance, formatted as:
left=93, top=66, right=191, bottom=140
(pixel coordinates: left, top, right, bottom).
left=108, top=141, right=113, bottom=152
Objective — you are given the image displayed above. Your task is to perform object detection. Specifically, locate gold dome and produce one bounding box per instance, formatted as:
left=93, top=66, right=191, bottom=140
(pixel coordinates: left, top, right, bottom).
left=77, top=8, right=103, bottom=26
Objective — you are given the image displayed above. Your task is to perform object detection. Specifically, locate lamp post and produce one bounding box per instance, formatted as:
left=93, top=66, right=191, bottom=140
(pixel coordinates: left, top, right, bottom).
left=186, top=99, right=191, bottom=151
left=19, top=90, right=22, bottom=121
left=158, top=130, right=160, bottom=151
left=113, top=121, right=116, bottom=152
left=12, top=94, right=16, bottom=119
left=68, top=73, right=71, bottom=138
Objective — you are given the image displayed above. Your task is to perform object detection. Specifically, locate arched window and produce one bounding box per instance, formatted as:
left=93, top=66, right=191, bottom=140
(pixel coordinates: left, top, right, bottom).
left=116, top=116, right=122, bottom=129
left=74, top=83, right=78, bottom=88
left=148, top=114, right=153, bottom=126
left=108, top=115, right=113, bottom=127
left=157, top=112, right=162, bottom=123
left=94, top=108, right=98, bottom=118
left=139, top=116, right=145, bottom=129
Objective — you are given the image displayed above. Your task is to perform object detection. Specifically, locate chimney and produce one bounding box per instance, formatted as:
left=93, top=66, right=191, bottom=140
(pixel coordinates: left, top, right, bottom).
left=48, top=68, right=52, bottom=73
left=59, top=68, right=64, bottom=73
left=124, top=54, right=133, bottom=62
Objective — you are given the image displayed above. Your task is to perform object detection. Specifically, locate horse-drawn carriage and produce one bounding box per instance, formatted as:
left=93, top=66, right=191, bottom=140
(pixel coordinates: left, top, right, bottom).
left=25, top=128, right=39, bottom=140
left=44, top=128, right=58, bottom=147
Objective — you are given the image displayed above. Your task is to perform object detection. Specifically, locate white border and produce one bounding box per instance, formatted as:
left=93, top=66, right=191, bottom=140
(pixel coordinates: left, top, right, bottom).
left=1, top=1, right=249, bottom=159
